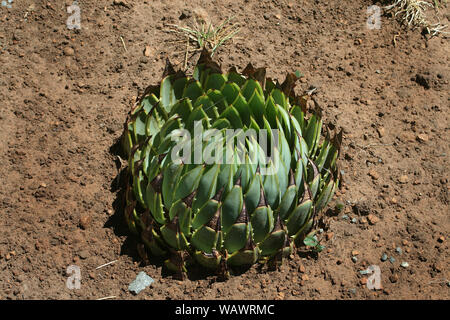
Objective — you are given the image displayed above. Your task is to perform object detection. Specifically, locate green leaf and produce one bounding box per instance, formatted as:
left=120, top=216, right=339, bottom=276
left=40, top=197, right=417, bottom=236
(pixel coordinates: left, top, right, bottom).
left=145, top=183, right=166, bottom=225
left=231, top=94, right=250, bottom=126
left=303, top=234, right=319, bottom=247
left=277, top=185, right=297, bottom=220
left=250, top=206, right=274, bottom=243
left=247, top=91, right=265, bottom=126
left=228, top=71, right=246, bottom=87
left=170, top=99, right=193, bottom=123
left=227, top=248, right=259, bottom=266
left=220, top=105, right=243, bottom=129
left=212, top=118, right=231, bottom=130
left=207, top=90, right=228, bottom=114
left=173, top=77, right=188, bottom=99
left=192, top=199, right=220, bottom=230
left=264, top=96, right=278, bottom=128
left=241, top=79, right=264, bottom=102
left=183, top=80, right=204, bottom=102
left=270, top=89, right=287, bottom=110
left=162, top=163, right=184, bottom=210
left=223, top=223, right=248, bottom=253
left=205, top=73, right=227, bottom=91
left=244, top=173, right=261, bottom=215
left=191, top=226, right=218, bottom=253
left=221, top=185, right=243, bottom=233
left=259, top=229, right=286, bottom=256
left=194, top=95, right=217, bottom=120
left=185, top=105, right=209, bottom=132
left=192, top=165, right=220, bottom=212
left=174, top=166, right=204, bottom=200
left=222, top=83, right=240, bottom=105
left=169, top=199, right=191, bottom=235
left=286, top=199, right=312, bottom=236
left=160, top=76, right=177, bottom=113
left=263, top=169, right=280, bottom=209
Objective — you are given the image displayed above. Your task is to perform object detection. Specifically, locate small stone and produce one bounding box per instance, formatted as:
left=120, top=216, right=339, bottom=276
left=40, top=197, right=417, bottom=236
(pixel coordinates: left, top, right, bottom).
left=5, top=253, right=11, bottom=261
left=342, top=214, right=349, bottom=220
left=437, top=236, right=445, bottom=243
left=398, top=175, right=409, bottom=184
left=79, top=215, right=92, bottom=230
left=298, top=264, right=306, bottom=273
left=128, top=272, right=154, bottom=295
left=414, top=74, right=430, bottom=89
left=352, top=256, right=358, bottom=263
left=395, top=247, right=402, bottom=254
left=400, top=262, right=409, bottom=268
left=368, top=169, right=379, bottom=180
left=79, top=250, right=89, bottom=259
left=389, top=257, right=396, bottom=263
left=381, top=253, right=388, bottom=261
left=325, top=232, right=334, bottom=241
left=144, top=45, right=152, bottom=57
left=432, top=263, right=442, bottom=272
left=389, top=274, right=399, bottom=283
left=367, top=214, right=379, bottom=225
left=113, top=0, right=131, bottom=8
left=351, top=217, right=357, bottom=224
left=63, top=47, right=75, bottom=56
left=301, top=274, right=309, bottom=281
left=377, top=127, right=385, bottom=138
left=360, top=278, right=367, bottom=285
left=352, top=250, right=360, bottom=256
left=416, top=134, right=428, bottom=143
left=402, top=239, right=408, bottom=246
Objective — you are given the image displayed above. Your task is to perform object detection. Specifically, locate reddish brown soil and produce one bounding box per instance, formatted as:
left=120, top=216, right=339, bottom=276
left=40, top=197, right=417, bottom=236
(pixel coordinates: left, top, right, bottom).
left=0, top=0, right=448, bottom=300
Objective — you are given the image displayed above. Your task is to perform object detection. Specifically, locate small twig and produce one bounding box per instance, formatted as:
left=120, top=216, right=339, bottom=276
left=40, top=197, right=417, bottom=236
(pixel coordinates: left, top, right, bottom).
left=95, top=260, right=118, bottom=270
left=393, top=32, right=401, bottom=47
left=97, top=296, right=117, bottom=300
left=427, top=278, right=449, bottom=285
left=184, top=35, right=189, bottom=71
left=358, top=143, right=394, bottom=150
left=120, top=36, right=127, bottom=52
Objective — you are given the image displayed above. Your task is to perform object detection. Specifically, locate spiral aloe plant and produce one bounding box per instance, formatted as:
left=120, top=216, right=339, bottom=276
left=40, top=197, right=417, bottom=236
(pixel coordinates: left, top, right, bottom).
left=122, top=49, right=341, bottom=277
